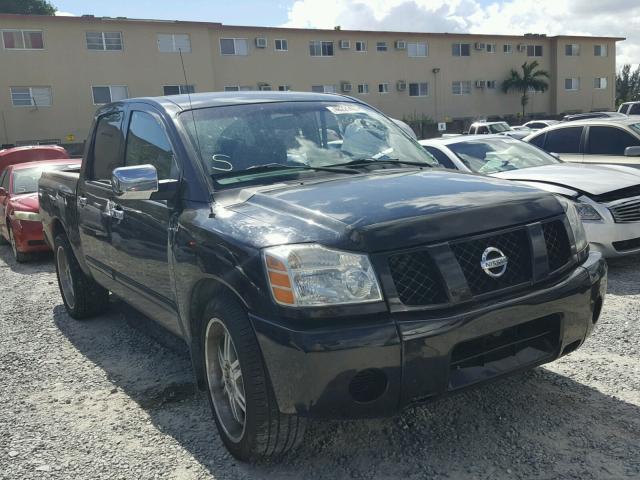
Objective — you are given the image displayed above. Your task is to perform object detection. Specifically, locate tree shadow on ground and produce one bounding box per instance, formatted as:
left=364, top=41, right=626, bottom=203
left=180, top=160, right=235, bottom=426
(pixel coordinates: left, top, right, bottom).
left=53, top=297, right=640, bottom=480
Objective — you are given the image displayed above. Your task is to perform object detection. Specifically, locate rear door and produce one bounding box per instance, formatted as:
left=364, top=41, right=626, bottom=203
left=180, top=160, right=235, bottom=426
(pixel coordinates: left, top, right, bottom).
left=584, top=125, right=640, bottom=167
left=108, top=107, right=182, bottom=333
left=540, top=126, right=584, bottom=163
left=77, top=108, right=125, bottom=288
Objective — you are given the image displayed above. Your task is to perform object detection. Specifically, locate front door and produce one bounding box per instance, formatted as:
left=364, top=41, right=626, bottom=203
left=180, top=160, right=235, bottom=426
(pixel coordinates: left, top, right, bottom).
left=109, top=109, right=182, bottom=334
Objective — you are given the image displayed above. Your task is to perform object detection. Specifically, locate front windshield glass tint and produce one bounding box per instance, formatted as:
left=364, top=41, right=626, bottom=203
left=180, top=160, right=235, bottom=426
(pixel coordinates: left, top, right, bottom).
left=448, top=137, right=560, bottom=174
left=180, top=101, right=438, bottom=186
left=12, top=164, right=76, bottom=194
left=488, top=123, right=510, bottom=133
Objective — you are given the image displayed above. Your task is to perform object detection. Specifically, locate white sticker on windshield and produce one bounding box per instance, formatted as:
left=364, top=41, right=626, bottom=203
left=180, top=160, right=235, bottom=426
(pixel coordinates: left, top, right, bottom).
left=326, top=104, right=366, bottom=115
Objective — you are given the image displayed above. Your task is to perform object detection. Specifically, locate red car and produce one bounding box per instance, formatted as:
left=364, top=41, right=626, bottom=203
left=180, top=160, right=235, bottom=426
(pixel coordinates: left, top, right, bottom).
left=0, top=159, right=80, bottom=262
left=0, top=145, right=70, bottom=175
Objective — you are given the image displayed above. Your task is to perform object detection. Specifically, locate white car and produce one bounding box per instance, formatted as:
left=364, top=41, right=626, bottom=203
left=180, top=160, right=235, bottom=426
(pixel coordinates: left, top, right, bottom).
left=420, top=135, right=640, bottom=257
left=521, top=120, right=559, bottom=131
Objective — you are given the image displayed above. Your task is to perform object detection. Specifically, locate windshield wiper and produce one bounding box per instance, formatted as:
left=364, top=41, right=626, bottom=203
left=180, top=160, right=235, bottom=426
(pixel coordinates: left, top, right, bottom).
left=214, top=162, right=357, bottom=178
left=328, top=158, right=434, bottom=169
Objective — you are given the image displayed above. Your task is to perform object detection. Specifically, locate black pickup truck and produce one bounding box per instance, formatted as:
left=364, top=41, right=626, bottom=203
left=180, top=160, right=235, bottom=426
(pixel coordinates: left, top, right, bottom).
left=39, top=92, right=607, bottom=461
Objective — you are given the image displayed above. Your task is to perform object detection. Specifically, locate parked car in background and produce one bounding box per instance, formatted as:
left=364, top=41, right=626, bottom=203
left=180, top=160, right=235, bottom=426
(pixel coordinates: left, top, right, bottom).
left=0, top=159, right=80, bottom=262
left=0, top=145, right=70, bottom=175
left=39, top=92, right=605, bottom=461
left=420, top=135, right=640, bottom=257
left=510, top=125, right=533, bottom=132
left=524, top=118, right=640, bottom=167
left=466, top=121, right=530, bottom=139
left=522, top=120, right=559, bottom=131
left=561, top=112, right=627, bottom=122
left=618, top=101, right=640, bottom=115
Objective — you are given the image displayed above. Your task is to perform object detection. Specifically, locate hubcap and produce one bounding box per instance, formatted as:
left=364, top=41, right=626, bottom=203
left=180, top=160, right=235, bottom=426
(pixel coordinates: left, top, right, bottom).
left=56, top=246, right=76, bottom=310
left=205, top=318, right=246, bottom=442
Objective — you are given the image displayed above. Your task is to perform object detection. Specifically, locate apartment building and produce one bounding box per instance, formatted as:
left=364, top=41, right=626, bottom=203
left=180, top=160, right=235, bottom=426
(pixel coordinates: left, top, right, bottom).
left=0, top=13, right=623, bottom=146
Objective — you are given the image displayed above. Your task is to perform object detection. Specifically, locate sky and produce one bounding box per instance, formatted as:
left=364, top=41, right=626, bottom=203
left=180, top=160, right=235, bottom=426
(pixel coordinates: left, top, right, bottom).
left=53, top=0, right=638, bottom=68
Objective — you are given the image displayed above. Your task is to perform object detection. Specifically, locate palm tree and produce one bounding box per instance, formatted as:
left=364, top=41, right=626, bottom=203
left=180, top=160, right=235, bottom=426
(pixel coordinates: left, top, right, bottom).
left=501, top=61, right=550, bottom=117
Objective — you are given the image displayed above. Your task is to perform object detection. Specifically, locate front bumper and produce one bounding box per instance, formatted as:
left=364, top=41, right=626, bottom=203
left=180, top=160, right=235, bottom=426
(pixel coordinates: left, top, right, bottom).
left=251, top=251, right=607, bottom=419
left=581, top=199, right=640, bottom=257
left=10, top=219, right=49, bottom=253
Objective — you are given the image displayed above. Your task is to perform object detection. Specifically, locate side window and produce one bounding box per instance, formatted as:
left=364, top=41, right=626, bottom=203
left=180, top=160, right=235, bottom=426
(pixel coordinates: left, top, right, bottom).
left=587, top=126, right=640, bottom=155
left=544, top=127, right=583, bottom=153
left=477, top=126, right=489, bottom=134
left=423, top=146, right=455, bottom=169
left=619, top=104, right=629, bottom=114
left=125, top=111, right=178, bottom=180
left=0, top=170, right=9, bottom=191
left=630, top=104, right=640, bottom=115
left=89, top=111, right=124, bottom=182
left=529, top=122, right=544, bottom=129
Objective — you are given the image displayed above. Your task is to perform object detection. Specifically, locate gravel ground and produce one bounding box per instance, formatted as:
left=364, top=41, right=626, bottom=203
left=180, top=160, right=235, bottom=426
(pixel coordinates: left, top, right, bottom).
left=1, top=245, right=639, bottom=480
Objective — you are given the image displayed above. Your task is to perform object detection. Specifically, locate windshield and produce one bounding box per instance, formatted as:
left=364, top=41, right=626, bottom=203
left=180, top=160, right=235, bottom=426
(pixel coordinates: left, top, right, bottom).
left=447, top=137, right=561, bottom=174
left=488, top=123, right=511, bottom=133
left=12, top=164, right=76, bottom=194
left=180, top=101, right=438, bottom=187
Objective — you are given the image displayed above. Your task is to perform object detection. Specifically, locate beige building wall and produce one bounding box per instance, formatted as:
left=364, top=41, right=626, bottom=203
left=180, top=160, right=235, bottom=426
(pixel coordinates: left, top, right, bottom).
left=0, top=14, right=623, bottom=146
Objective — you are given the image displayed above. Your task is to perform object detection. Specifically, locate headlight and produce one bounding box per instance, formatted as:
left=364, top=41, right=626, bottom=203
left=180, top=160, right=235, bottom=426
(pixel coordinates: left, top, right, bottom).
left=561, top=199, right=588, bottom=252
left=12, top=211, right=41, bottom=222
left=263, top=244, right=383, bottom=307
left=574, top=202, right=602, bottom=221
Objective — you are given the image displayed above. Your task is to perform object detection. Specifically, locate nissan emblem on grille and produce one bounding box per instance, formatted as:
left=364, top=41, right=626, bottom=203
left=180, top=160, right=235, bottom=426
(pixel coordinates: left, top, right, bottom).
left=480, top=247, right=508, bottom=278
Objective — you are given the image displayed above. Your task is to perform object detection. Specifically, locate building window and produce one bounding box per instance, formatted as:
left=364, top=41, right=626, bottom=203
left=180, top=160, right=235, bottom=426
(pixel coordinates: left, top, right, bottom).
left=503, top=44, right=512, bottom=54
left=527, top=45, right=543, bottom=57
left=157, top=33, right=191, bottom=53
left=594, top=44, right=608, bottom=57
left=223, top=85, right=253, bottom=92
left=10, top=87, right=52, bottom=107
left=565, top=44, right=580, bottom=56
left=452, top=81, right=471, bottom=95
left=355, top=41, right=367, bottom=52
left=275, top=39, right=288, bottom=51
left=357, top=84, right=369, bottom=94
left=378, top=83, right=390, bottom=94
left=278, top=85, right=291, bottom=91
left=409, top=82, right=428, bottom=97
left=311, top=85, right=336, bottom=93
left=594, top=77, right=608, bottom=89
left=486, top=80, right=497, bottom=89
left=407, top=42, right=427, bottom=57
left=2, top=30, right=44, bottom=49
left=376, top=41, right=387, bottom=52
left=86, top=32, right=123, bottom=51
left=163, top=85, right=195, bottom=95
left=565, top=78, right=579, bottom=91
left=309, top=40, right=334, bottom=56
left=486, top=43, right=497, bottom=53
left=220, top=38, right=248, bottom=55
left=92, top=85, right=129, bottom=104
left=452, top=43, right=470, bottom=56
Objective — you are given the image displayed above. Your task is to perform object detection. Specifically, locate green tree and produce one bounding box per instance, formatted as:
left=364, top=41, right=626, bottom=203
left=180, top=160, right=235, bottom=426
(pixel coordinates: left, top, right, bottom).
left=0, top=0, right=56, bottom=15
left=616, top=64, right=640, bottom=105
left=501, top=61, right=550, bottom=117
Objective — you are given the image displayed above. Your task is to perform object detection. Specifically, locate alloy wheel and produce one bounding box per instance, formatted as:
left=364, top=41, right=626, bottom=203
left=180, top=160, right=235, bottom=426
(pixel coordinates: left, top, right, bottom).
left=56, top=245, right=76, bottom=310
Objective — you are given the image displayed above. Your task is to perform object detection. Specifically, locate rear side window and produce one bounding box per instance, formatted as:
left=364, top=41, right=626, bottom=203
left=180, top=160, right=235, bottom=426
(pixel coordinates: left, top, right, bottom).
left=544, top=127, right=583, bottom=153
left=629, top=104, right=640, bottom=115
left=587, top=126, right=640, bottom=155
left=125, top=111, right=178, bottom=180
left=528, top=132, right=546, bottom=148
left=619, top=104, right=630, bottom=114
left=423, top=146, right=455, bottom=169
left=89, top=111, right=124, bottom=182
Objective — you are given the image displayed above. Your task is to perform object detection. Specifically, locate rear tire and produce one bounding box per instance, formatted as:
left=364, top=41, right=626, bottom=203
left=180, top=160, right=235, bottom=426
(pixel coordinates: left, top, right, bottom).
left=201, top=294, right=306, bottom=461
left=54, top=233, right=109, bottom=319
left=8, top=224, right=28, bottom=263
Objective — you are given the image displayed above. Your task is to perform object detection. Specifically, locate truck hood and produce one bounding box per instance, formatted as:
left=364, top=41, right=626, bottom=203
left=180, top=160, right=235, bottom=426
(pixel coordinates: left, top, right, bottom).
left=223, top=169, right=563, bottom=252
left=492, top=163, right=640, bottom=197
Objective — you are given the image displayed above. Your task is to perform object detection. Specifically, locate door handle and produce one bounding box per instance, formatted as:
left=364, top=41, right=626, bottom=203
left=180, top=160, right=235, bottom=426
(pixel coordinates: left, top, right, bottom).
left=78, top=196, right=87, bottom=207
left=105, top=200, right=124, bottom=221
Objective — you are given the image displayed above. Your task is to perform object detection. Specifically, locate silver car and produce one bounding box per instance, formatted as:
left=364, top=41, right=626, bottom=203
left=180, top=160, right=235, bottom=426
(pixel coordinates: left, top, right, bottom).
left=523, top=118, right=640, bottom=168
left=420, top=134, right=640, bottom=257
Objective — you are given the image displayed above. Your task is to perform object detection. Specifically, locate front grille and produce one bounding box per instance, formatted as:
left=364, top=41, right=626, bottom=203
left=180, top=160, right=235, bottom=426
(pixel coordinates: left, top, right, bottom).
left=450, top=229, right=532, bottom=296
left=388, top=250, right=448, bottom=306
left=449, top=315, right=560, bottom=390
left=612, top=237, right=640, bottom=252
left=542, top=220, right=571, bottom=271
left=609, top=197, right=640, bottom=223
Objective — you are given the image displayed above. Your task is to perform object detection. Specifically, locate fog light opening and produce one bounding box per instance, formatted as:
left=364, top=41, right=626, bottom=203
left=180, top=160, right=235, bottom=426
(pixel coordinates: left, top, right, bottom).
left=592, top=296, right=603, bottom=325
left=348, top=368, right=388, bottom=403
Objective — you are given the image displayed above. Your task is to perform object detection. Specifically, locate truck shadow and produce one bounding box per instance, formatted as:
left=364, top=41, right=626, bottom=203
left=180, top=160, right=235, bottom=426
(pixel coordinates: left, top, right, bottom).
left=0, top=244, right=54, bottom=274
left=53, top=299, right=640, bottom=480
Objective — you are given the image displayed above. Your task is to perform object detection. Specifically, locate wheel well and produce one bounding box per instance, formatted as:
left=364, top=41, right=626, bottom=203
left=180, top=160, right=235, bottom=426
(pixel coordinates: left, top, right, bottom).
left=51, top=218, right=66, bottom=240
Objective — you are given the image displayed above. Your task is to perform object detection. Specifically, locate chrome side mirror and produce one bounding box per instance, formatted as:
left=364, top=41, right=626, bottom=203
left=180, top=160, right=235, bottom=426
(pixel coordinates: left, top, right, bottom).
left=624, top=146, right=640, bottom=157
left=112, top=164, right=159, bottom=200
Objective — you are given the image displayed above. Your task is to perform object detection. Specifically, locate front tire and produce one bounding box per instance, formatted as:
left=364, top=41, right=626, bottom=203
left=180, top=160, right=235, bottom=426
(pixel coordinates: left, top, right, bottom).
left=54, top=233, right=109, bottom=319
left=201, top=295, right=306, bottom=461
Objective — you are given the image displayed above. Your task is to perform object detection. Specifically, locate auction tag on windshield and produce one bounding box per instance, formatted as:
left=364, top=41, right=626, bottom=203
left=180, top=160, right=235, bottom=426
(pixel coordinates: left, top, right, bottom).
left=326, top=104, right=366, bottom=115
